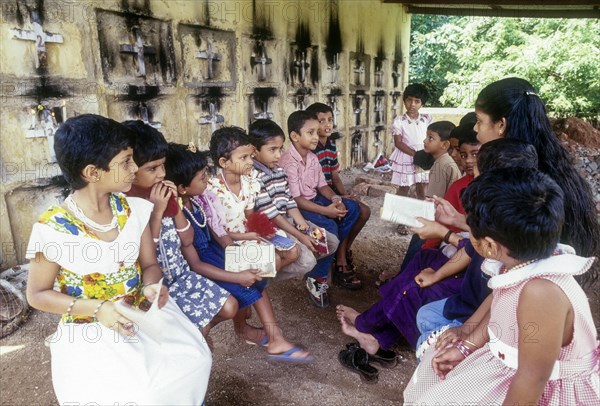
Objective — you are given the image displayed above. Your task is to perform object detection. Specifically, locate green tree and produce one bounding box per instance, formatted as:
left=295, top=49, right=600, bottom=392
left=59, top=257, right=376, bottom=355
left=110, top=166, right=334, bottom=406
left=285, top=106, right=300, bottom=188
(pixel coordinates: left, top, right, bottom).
left=410, top=16, right=600, bottom=120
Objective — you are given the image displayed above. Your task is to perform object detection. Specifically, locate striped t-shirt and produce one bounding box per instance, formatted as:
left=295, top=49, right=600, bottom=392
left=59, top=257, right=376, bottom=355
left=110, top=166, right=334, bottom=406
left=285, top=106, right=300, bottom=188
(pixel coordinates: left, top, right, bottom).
left=253, top=161, right=298, bottom=220
left=314, top=138, right=340, bottom=185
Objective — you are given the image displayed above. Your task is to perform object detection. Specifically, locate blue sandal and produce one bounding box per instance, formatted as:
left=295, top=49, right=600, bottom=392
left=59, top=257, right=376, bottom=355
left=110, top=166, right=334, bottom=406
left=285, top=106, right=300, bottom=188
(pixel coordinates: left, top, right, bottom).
left=267, top=347, right=315, bottom=363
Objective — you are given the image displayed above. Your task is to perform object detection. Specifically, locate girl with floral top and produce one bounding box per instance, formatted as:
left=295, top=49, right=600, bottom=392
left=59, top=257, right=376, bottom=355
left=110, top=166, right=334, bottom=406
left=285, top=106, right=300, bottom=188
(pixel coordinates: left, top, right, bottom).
left=206, top=127, right=313, bottom=362
left=26, top=115, right=211, bottom=405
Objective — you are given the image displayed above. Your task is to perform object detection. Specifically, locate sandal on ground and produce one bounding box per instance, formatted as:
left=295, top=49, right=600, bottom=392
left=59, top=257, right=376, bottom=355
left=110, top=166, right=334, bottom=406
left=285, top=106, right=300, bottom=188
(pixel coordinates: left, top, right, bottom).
left=346, top=250, right=357, bottom=271
left=267, top=346, right=315, bottom=364
left=245, top=336, right=269, bottom=347
left=338, top=345, right=379, bottom=384
left=396, top=225, right=410, bottom=236
left=346, top=342, right=398, bottom=369
left=333, top=265, right=362, bottom=290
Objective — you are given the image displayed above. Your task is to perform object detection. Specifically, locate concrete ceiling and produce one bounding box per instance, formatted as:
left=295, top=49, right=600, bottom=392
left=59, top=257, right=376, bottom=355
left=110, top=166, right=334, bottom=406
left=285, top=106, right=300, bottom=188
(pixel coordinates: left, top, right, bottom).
left=382, top=1, right=600, bottom=18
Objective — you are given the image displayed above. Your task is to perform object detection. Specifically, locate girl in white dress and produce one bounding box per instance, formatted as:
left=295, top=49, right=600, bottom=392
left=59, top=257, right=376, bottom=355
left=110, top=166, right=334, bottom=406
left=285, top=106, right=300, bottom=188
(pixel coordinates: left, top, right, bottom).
left=26, top=114, right=211, bottom=405
left=404, top=168, right=599, bottom=405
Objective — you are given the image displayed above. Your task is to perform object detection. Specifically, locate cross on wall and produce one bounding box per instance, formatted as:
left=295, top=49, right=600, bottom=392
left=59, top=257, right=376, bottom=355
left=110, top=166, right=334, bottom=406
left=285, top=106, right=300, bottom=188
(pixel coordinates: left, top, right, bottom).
left=199, top=102, right=224, bottom=133
left=120, top=27, right=157, bottom=77
left=251, top=40, right=272, bottom=82
left=196, top=41, right=221, bottom=80
left=11, top=10, right=64, bottom=69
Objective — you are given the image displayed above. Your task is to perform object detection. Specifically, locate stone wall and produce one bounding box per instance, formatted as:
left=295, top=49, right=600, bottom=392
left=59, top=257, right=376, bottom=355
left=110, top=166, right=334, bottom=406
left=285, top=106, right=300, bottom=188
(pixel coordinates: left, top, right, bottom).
left=0, top=0, right=411, bottom=268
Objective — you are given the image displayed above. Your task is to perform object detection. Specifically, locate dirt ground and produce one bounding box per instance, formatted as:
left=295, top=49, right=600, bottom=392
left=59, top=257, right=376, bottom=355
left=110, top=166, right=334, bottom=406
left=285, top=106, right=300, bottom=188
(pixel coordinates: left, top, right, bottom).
left=1, top=168, right=598, bottom=406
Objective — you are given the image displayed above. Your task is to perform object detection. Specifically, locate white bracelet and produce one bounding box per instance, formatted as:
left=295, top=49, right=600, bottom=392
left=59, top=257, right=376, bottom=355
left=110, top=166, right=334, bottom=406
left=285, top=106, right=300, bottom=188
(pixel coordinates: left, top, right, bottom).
left=331, top=195, right=342, bottom=202
left=175, top=220, right=191, bottom=233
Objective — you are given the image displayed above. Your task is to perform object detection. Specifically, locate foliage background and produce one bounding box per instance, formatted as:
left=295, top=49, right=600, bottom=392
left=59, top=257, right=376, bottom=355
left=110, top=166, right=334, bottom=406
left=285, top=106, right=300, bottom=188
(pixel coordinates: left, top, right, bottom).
left=409, top=15, right=600, bottom=121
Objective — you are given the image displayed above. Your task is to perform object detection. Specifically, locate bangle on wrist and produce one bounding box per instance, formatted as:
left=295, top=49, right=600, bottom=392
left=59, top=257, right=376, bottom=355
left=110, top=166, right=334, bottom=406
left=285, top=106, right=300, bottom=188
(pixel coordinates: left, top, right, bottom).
left=175, top=219, right=191, bottom=233
left=443, top=230, right=453, bottom=244
left=93, top=300, right=109, bottom=320
left=66, top=297, right=80, bottom=317
left=463, top=339, right=479, bottom=350
left=331, top=195, right=342, bottom=202
left=454, top=340, right=473, bottom=358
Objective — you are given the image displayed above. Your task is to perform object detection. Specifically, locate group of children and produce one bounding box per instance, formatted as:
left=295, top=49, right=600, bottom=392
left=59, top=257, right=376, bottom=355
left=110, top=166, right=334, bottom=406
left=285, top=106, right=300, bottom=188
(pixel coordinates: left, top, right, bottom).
left=25, top=77, right=599, bottom=405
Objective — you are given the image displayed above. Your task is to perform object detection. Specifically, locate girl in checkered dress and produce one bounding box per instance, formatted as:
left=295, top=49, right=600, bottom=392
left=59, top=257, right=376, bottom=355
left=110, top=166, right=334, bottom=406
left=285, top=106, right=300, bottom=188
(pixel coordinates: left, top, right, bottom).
left=404, top=168, right=599, bottom=405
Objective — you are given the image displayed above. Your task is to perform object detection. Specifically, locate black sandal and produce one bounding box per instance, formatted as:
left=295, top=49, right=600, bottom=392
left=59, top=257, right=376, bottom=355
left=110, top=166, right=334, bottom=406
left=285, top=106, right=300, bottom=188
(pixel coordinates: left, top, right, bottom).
left=347, top=342, right=398, bottom=369
left=338, top=345, right=379, bottom=384
left=333, top=265, right=362, bottom=290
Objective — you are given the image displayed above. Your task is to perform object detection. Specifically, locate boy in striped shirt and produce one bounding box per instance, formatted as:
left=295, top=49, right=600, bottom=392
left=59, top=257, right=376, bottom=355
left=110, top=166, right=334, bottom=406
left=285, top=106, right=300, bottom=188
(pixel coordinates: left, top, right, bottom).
left=249, top=119, right=339, bottom=308
left=306, top=103, right=371, bottom=282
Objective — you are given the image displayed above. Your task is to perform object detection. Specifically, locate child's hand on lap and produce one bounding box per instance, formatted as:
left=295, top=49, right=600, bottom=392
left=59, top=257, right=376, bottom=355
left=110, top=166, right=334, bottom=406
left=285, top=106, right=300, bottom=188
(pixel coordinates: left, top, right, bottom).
left=324, top=203, right=347, bottom=219
left=298, top=234, right=318, bottom=253
left=432, top=346, right=464, bottom=379
left=434, top=326, right=465, bottom=350
left=237, top=269, right=262, bottom=287
left=414, top=267, right=438, bottom=287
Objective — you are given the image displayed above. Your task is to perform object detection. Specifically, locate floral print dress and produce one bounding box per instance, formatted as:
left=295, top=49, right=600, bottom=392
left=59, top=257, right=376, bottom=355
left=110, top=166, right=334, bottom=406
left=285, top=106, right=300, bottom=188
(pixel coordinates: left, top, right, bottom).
left=26, top=194, right=211, bottom=405
left=157, top=216, right=230, bottom=329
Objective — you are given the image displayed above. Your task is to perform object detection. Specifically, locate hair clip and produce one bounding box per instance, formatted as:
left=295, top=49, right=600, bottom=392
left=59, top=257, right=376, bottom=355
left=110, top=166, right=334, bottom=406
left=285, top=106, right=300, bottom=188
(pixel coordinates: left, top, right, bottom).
left=525, top=91, right=537, bottom=97
left=187, top=142, right=197, bottom=153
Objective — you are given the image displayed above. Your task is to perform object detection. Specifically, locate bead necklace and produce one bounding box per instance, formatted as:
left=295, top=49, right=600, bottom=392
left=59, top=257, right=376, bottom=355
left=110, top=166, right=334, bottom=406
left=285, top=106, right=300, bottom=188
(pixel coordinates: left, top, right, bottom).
left=183, top=198, right=207, bottom=228
left=220, top=173, right=242, bottom=202
left=501, top=258, right=539, bottom=274
left=65, top=194, right=118, bottom=233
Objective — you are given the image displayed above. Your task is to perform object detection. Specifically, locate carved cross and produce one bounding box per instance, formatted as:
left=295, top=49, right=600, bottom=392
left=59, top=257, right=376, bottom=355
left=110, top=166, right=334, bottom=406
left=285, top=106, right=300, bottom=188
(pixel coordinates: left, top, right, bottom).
left=11, top=11, right=64, bottom=69
left=375, top=67, right=384, bottom=88
left=196, top=41, right=221, bottom=80
left=353, top=94, right=364, bottom=126
left=374, top=95, right=384, bottom=124
left=353, top=60, right=365, bottom=86
left=328, top=95, right=341, bottom=129
left=252, top=41, right=272, bottom=81
left=327, top=53, right=340, bottom=85
left=199, top=102, right=224, bottom=133
left=296, top=94, right=306, bottom=110
left=351, top=129, right=363, bottom=164
left=294, top=51, right=310, bottom=84
left=120, top=27, right=157, bottom=77
left=392, top=62, right=401, bottom=88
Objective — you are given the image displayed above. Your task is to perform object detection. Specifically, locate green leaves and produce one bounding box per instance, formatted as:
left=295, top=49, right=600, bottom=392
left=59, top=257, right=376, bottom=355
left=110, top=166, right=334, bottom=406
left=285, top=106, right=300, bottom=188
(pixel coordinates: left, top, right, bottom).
left=410, top=16, right=599, bottom=119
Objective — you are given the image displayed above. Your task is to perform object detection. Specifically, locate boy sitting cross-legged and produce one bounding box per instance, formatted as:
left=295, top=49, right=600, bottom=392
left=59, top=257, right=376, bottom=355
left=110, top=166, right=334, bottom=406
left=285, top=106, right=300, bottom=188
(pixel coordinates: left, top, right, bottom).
left=248, top=119, right=339, bottom=308
left=279, top=110, right=363, bottom=298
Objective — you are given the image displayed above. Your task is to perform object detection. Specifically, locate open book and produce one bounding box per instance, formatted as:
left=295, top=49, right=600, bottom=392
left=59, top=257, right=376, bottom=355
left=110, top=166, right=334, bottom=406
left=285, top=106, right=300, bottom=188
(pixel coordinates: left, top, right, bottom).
left=380, top=193, right=435, bottom=228
left=225, top=240, right=277, bottom=277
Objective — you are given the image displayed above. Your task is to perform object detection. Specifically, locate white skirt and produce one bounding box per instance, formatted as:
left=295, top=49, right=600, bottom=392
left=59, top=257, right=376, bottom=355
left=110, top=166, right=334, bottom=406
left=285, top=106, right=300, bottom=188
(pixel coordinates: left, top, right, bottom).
left=49, top=299, right=211, bottom=406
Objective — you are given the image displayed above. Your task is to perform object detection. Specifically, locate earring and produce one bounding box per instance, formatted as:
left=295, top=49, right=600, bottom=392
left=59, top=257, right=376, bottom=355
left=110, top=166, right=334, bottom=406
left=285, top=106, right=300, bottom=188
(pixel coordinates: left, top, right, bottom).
left=499, top=128, right=504, bottom=136
left=487, top=250, right=492, bottom=257
left=181, top=190, right=187, bottom=195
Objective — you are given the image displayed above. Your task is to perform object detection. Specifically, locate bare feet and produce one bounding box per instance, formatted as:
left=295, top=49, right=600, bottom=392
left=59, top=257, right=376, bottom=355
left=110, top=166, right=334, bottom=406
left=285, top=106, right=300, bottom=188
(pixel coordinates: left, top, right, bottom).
left=336, top=305, right=360, bottom=325
left=337, top=310, right=380, bottom=355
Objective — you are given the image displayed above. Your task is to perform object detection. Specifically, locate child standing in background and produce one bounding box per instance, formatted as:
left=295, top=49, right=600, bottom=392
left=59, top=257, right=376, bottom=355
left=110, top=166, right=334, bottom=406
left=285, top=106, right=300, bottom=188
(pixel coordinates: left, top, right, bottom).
left=306, top=102, right=371, bottom=273
left=423, top=121, right=461, bottom=199
left=390, top=83, right=432, bottom=200
left=123, top=121, right=237, bottom=340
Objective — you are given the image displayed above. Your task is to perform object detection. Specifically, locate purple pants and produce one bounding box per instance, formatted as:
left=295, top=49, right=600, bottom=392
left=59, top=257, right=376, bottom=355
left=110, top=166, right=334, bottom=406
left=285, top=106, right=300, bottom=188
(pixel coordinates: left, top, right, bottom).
left=355, top=248, right=464, bottom=349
